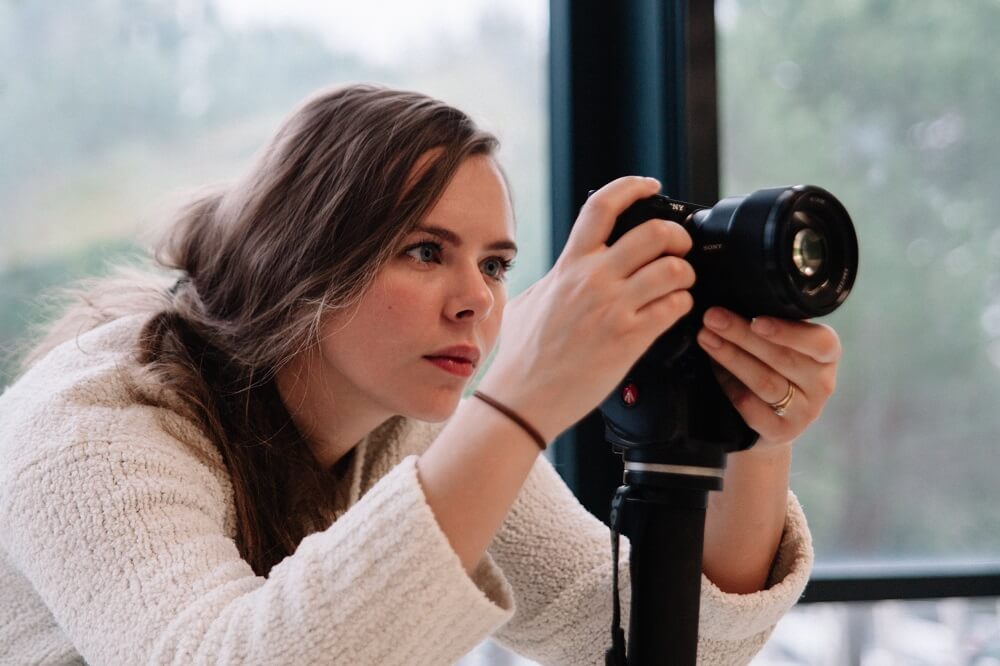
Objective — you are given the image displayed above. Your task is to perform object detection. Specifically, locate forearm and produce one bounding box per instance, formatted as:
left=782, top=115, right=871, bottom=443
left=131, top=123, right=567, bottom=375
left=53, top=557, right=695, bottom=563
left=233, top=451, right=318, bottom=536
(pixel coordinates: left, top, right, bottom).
left=702, top=443, right=792, bottom=594
left=416, top=395, right=543, bottom=575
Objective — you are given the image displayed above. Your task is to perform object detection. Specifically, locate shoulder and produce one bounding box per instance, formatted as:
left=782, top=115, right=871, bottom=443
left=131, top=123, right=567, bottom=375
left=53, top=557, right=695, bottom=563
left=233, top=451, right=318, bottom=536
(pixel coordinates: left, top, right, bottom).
left=0, top=313, right=228, bottom=505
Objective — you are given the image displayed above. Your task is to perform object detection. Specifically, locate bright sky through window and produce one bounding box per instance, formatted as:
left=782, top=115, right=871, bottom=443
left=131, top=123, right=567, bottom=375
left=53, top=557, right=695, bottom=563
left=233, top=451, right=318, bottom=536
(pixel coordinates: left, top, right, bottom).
left=210, top=0, right=548, bottom=67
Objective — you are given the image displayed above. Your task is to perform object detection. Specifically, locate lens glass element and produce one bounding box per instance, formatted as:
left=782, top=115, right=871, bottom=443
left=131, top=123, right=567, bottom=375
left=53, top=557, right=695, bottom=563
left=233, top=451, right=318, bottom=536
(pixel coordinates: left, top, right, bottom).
left=792, top=227, right=826, bottom=277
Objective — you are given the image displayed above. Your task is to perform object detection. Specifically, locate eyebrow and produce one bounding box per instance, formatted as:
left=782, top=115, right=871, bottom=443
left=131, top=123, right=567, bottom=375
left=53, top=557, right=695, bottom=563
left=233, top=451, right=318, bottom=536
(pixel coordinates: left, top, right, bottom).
left=414, top=225, right=518, bottom=254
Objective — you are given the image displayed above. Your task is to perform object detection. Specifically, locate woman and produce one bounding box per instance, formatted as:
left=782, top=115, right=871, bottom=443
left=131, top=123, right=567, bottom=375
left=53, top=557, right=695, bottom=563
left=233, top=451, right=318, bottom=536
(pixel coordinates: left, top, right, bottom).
left=0, top=83, right=835, bottom=664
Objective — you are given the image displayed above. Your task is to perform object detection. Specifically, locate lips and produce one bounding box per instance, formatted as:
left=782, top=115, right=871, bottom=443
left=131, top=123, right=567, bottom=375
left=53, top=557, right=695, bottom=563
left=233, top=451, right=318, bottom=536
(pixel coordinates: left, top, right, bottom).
left=423, top=344, right=481, bottom=367
left=424, top=356, right=476, bottom=378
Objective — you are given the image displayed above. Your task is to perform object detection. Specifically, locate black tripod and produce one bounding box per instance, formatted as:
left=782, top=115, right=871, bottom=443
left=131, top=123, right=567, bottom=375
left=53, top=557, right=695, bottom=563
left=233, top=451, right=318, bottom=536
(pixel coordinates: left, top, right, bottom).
left=600, top=344, right=757, bottom=665
left=605, top=446, right=727, bottom=664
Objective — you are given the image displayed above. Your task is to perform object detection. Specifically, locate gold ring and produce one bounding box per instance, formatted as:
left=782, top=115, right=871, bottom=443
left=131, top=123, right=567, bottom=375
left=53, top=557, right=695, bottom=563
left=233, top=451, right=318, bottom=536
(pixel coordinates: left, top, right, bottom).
left=768, top=382, right=796, bottom=417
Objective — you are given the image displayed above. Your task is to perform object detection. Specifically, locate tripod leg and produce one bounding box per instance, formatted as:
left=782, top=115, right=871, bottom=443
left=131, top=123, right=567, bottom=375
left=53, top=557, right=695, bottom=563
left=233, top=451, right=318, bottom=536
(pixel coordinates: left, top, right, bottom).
left=624, top=488, right=708, bottom=665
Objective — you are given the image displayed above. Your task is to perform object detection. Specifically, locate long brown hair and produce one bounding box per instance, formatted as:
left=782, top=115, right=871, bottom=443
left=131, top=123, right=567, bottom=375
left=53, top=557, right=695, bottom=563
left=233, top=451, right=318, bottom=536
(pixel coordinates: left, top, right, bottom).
left=13, top=83, right=503, bottom=576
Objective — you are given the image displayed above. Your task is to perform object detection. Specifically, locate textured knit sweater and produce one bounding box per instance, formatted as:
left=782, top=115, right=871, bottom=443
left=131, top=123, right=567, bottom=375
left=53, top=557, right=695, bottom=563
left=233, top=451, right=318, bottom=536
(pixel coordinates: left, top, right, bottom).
left=0, top=313, right=813, bottom=665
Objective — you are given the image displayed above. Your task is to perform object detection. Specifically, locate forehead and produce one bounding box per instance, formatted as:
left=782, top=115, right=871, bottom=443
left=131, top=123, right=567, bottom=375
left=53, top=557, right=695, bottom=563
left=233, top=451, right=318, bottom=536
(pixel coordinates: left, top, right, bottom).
left=421, top=154, right=516, bottom=241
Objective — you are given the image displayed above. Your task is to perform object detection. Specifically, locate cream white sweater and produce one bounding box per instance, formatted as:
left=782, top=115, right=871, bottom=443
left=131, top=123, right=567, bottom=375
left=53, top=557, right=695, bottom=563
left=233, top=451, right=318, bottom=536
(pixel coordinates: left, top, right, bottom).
left=0, top=313, right=813, bottom=665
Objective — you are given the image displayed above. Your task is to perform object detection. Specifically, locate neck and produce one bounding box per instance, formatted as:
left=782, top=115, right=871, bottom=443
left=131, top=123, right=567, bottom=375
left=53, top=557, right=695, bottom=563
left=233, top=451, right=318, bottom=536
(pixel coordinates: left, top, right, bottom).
left=274, top=349, right=391, bottom=472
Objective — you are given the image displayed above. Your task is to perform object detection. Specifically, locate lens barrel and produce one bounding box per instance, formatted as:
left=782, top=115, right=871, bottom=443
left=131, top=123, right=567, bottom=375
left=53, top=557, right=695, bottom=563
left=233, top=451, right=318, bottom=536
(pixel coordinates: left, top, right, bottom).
left=684, top=185, right=858, bottom=319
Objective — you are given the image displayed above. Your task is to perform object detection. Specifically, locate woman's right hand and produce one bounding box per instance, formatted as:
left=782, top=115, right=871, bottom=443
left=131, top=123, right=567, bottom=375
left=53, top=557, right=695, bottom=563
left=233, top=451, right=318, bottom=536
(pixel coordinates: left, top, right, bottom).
left=476, top=176, right=695, bottom=442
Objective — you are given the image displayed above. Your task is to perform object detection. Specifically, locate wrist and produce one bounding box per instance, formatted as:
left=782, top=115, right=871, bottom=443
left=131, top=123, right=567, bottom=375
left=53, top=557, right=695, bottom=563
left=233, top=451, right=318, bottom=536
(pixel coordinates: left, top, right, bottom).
left=740, top=438, right=795, bottom=462
left=473, top=372, right=561, bottom=446
left=471, top=390, right=548, bottom=452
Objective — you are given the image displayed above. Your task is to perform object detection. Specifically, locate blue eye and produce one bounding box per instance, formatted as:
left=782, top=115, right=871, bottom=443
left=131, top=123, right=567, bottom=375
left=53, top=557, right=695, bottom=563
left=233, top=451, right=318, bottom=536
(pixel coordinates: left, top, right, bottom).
left=404, top=241, right=515, bottom=283
left=483, top=257, right=516, bottom=281
left=406, top=241, right=442, bottom=264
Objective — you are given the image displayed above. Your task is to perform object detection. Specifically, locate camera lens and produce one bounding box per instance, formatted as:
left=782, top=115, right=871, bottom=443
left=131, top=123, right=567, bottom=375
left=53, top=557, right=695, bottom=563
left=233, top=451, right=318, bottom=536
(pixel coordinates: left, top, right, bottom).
left=688, top=184, right=858, bottom=319
left=791, top=225, right=825, bottom=278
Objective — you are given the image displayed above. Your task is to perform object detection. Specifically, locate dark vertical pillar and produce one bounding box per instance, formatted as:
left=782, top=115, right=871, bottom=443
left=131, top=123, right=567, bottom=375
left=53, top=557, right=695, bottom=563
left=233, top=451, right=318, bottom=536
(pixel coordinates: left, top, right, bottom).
left=548, top=0, right=719, bottom=520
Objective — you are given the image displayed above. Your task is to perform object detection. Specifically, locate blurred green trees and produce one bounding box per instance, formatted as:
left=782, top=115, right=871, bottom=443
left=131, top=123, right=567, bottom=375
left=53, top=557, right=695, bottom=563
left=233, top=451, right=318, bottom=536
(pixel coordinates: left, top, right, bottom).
left=719, top=0, right=1000, bottom=559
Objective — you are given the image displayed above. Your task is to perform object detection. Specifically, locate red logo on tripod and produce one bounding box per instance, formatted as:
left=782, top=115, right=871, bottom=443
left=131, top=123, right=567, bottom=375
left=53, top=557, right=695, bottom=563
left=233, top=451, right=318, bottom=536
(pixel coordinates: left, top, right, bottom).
left=622, top=382, right=638, bottom=406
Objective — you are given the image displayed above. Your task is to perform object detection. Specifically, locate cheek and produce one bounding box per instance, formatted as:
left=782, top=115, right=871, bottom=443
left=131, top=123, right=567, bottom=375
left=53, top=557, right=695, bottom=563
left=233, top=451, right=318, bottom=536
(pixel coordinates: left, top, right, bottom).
left=376, top=278, right=434, bottom=326
left=346, top=275, right=438, bottom=356
left=320, top=276, right=425, bottom=345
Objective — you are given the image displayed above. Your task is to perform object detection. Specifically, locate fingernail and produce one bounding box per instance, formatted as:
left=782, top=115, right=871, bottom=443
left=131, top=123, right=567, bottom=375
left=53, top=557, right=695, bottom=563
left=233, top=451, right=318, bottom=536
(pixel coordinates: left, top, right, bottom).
left=698, top=329, right=722, bottom=349
left=704, top=308, right=729, bottom=330
left=751, top=317, right=775, bottom=336
left=645, top=177, right=661, bottom=188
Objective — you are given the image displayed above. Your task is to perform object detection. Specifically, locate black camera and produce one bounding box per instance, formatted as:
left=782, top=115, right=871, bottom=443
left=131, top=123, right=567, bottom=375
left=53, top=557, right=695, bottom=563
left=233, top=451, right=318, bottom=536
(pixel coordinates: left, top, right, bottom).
left=597, top=185, right=859, bottom=465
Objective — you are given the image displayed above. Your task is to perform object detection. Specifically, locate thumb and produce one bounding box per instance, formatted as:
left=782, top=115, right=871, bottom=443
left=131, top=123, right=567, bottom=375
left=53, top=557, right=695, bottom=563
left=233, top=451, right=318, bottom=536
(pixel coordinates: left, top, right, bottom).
left=560, top=176, right=662, bottom=260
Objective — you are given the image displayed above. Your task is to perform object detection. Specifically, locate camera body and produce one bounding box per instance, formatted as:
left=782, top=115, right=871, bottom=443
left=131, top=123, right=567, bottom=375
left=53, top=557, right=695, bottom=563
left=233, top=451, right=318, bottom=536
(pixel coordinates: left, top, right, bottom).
left=596, top=185, right=858, bottom=466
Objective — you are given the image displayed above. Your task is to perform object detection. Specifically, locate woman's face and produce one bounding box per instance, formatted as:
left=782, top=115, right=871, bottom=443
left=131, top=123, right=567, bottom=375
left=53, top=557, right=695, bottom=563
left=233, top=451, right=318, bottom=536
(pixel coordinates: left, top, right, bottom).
left=313, top=153, right=517, bottom=423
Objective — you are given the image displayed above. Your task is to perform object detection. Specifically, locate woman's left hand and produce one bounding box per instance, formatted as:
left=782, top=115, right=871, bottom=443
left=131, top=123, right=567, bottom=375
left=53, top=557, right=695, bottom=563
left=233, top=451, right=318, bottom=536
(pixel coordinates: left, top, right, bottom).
left=695, top=306, right=841, bottom=451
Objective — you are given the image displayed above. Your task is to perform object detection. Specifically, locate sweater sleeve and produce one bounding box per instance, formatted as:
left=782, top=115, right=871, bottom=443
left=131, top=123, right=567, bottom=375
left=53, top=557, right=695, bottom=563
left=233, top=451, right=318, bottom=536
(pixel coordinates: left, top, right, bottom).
left=485, top=453, right=813, bottom=666
left=0, top=403, right=515, bottom=665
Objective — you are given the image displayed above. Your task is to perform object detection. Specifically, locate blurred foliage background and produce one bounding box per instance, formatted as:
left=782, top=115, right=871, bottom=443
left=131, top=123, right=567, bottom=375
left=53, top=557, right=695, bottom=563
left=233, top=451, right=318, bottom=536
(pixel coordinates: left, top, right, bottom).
left=2, top=0, right=998, bottom=570
left=717, top=0, right=1000, bottom=562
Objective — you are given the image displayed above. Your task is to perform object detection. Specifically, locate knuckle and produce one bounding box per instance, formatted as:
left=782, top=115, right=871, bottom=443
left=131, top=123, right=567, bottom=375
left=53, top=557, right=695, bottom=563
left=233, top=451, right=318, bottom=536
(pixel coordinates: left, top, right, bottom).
left=635, top=175, right=661, bottom=193
left=661, top=256, right=696, bottom=288
left=776, top=348, right=799, bottom=373
left=676, top=227, right=694, bottom=254
left=553, top=261, right=577, bottom=288
left=584, top=195, right=613, bottom=219
left=669, top=290, right=694, bottom=316
left=649, top=219, right=672, bottom=244
left=659, top=220, right=692, bottom=251
left=679, top=290, right=695, bottom=312
left=661, top=256, right=683, bottom=279
left=733, top=389, right=755, bottom=412
left=650, top=291, right=692, bottom=329
left=816, top=371, right=837, bottom=397
left=761, top=375, right=785, bottom=399
left=612, top=315, right=634, bottom=340
left=601, top=301, right=629, bottom=334
left=711, top=336, right=733, bottom=360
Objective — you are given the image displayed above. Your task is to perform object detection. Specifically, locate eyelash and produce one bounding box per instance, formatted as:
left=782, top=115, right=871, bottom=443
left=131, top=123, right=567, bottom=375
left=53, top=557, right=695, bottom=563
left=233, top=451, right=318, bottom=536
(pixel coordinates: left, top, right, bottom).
left=403, top=240, right=516, bottom=283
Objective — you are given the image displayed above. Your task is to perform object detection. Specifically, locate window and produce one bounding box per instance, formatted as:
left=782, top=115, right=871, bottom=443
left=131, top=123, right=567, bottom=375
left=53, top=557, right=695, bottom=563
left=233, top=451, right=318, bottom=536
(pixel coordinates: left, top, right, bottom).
left=717, top=0, right=1000, bottom=660
left=718, top=0, right=1000, bottom=578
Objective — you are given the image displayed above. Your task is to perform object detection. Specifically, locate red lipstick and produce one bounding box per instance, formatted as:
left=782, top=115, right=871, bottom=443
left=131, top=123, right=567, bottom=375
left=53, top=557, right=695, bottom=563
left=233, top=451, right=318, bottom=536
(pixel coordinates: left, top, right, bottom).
left=425, top=356, right=476, bottom=377
left=423, top=344, right=480, bottom=378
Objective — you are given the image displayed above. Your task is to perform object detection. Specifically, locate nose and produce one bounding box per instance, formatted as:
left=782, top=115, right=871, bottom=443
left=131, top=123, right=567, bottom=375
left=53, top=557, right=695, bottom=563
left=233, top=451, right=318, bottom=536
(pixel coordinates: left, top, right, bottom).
left=448, top=263, right=495, bottom=322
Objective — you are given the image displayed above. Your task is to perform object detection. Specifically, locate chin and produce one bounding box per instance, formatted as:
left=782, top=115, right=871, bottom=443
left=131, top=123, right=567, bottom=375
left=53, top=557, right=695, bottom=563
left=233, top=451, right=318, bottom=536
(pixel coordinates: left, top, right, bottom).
left=404, top=391, right=464, bottom=423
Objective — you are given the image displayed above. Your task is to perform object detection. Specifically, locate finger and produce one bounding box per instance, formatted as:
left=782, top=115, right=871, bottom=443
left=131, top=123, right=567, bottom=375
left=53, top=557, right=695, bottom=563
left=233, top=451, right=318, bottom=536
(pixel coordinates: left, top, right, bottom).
left=624, top=254, right=696, bottom=311
left=702, top=307, right=825, bottom=390
left=749, top=316, right=842, bottom=364
left=697, top=325, right=801, bottom=406
left=710, top=363, right=802, bottom=438
left=561, top=176, right=663, bottom=260
left=635, top=289, right=695, bottom=341
left=605, top=218, right=694, bottom=280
